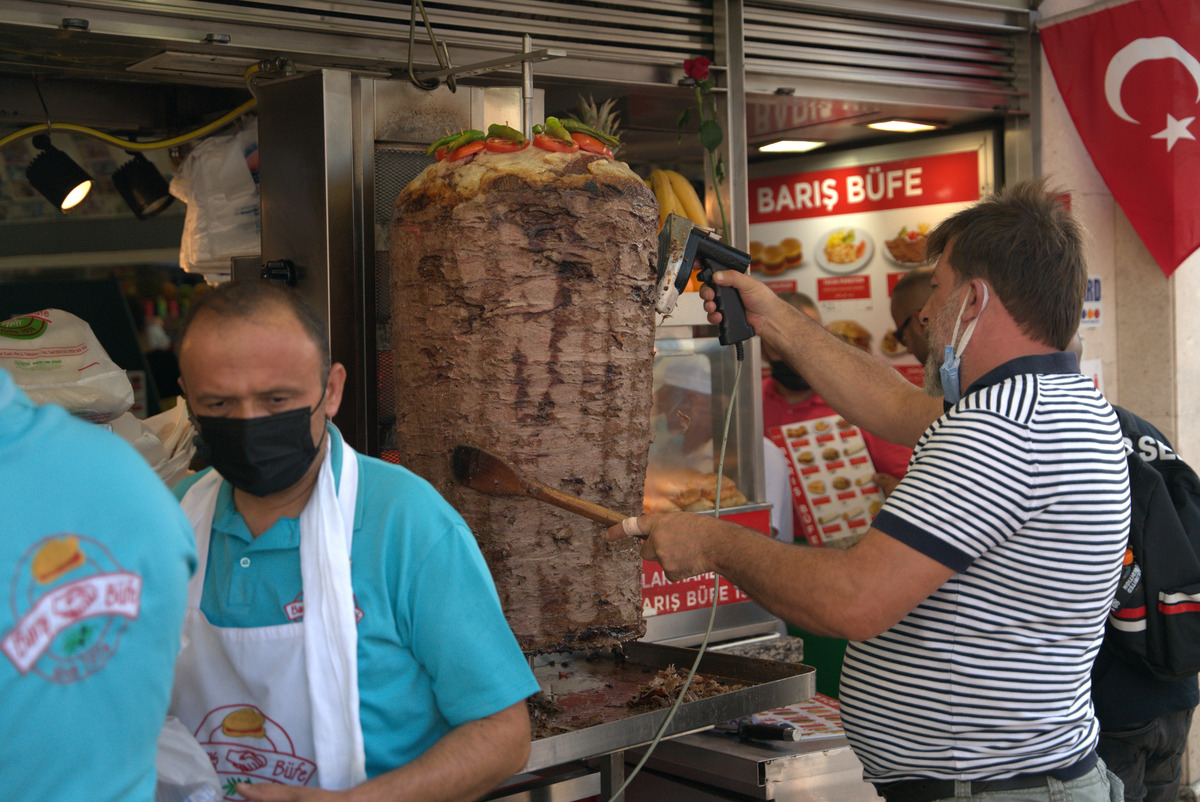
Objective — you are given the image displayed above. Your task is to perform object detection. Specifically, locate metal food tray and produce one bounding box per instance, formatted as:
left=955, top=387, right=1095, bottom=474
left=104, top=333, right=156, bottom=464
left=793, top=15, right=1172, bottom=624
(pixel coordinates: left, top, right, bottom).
left=524, top=640, right=814, bottom=772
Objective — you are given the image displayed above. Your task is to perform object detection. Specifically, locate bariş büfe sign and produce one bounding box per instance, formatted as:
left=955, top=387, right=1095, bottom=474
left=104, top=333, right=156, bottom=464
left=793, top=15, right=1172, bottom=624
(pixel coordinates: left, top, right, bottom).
left=750, top=150, right=980, bottom=224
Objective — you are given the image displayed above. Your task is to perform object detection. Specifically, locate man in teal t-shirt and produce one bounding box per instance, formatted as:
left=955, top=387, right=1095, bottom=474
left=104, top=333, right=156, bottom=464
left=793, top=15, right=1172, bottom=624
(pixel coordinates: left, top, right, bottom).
left=0, top=366, right=196, bottom=801
left=170, top=281, right=537, bottom=801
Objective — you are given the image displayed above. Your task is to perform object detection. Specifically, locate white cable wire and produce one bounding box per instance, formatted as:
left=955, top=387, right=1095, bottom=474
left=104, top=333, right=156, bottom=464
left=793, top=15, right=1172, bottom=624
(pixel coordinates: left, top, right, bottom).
left=604, top=352, right=745, bottom=801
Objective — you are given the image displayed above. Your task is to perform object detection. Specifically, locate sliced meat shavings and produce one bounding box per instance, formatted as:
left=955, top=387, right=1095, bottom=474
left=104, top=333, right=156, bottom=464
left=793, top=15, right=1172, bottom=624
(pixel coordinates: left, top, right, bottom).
left=626, top=664, right=746, bottom=710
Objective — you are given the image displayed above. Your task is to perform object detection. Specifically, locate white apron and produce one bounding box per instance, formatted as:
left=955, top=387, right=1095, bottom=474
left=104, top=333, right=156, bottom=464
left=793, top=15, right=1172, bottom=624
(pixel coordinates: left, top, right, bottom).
left=172, top=433, right=367, bottom=793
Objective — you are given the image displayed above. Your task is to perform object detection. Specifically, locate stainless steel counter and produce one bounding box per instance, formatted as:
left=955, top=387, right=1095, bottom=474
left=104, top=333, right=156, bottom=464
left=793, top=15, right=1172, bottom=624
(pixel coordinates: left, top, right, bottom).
left=625, top=731, right=882, bottom=801
left=524, top=641, right=815, bottom=773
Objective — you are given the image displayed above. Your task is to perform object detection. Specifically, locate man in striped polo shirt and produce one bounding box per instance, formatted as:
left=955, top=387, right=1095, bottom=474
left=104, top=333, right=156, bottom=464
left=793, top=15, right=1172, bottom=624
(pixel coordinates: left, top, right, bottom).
left=610, top=180, right=1130, bottom=802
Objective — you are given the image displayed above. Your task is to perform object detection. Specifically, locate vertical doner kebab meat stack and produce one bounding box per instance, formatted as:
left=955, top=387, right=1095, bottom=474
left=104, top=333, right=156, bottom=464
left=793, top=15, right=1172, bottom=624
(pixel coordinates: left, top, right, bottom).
left=389, top=121, right=658, bottom=653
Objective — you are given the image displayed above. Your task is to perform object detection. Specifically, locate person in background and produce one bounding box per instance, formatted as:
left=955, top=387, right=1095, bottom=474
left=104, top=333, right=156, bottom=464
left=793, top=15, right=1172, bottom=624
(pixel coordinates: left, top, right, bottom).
left=1067, top=335, right=1200, bottom=802
left=653, top=355, right=719, bottom=474
left=170, top=281, right=537, bottom=801
left=889, top=266, right=934, bottom=365
left=128, top=293, right=183, bottom=407
left=761, top=291, right=912, bottom=500
left=0, top=366, right=196, bottom=801
left=763, top=438, right=794, bottom=543
left=611, top=180, right=1129, bottom=802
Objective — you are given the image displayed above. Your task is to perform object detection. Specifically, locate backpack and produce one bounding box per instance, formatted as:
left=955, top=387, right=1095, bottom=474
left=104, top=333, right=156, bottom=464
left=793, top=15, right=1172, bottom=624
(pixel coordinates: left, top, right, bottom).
left=1106, top=406, right=1200, bottom=682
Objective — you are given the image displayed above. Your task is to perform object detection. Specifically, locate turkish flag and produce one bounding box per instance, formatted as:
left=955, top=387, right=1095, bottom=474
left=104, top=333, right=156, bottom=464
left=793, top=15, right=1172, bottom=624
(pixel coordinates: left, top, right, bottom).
left=1041, top=0, right=1200, bottom=277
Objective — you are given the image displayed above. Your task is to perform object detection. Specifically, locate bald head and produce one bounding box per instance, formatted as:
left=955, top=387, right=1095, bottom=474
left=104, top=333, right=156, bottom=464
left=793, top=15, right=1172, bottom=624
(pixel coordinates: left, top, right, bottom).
left=890, top=266, right=934, bottom=363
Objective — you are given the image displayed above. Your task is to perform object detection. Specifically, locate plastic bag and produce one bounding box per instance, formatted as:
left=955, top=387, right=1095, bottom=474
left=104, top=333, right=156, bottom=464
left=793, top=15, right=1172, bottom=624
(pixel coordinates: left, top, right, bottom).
left=107, top=403, right=197, bottom=487
left=0, top=308, right=134, bottom=423
left=156, top=715, right=221, bottom=802
left=170, top=116, right=261, bottom=274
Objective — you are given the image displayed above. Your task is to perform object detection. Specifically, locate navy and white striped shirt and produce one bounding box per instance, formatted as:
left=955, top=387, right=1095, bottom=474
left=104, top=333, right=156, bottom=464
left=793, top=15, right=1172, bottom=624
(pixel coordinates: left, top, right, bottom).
left=843, top=352, right=1131, bottom=782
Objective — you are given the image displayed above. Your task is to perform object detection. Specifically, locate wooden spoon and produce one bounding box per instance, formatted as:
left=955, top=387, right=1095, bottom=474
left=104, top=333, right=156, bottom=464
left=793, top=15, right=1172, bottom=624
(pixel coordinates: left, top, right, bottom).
left=451, top=445, right=628, bottom=527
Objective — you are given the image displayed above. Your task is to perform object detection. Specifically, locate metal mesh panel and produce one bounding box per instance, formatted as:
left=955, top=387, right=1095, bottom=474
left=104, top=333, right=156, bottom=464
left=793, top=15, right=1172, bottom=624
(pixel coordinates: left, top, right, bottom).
left=377, top=347, right=396, bottom=423
left=375, top=146, right=434, bottom=231
left=374, top=248, right=393, bottom=325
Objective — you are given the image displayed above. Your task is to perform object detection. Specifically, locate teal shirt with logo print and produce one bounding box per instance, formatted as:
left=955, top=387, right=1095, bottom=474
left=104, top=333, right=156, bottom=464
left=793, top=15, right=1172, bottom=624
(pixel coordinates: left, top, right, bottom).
left=173, top=423, right=538, bottom=778
left=0, top=368, right=196, bottom=802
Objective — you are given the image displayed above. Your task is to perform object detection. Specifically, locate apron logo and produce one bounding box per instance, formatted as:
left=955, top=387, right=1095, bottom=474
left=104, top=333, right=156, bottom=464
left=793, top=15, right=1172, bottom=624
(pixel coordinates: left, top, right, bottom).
left=1, top=535, right=141, bottom=682
left=194, top=705, right=317, bottom=796
left=284, top=592, right=364, bottom=624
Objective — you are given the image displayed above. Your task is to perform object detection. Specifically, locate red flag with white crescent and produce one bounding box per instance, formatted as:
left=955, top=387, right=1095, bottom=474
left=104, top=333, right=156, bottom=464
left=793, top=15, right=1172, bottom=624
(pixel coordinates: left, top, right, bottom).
left=1040, top=0, right=1200, bottom=277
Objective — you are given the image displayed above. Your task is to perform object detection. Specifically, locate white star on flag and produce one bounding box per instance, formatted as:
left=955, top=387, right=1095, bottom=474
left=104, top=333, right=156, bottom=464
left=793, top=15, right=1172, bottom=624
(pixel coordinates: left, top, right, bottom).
left=1151, top=113, right=1196, bottom=151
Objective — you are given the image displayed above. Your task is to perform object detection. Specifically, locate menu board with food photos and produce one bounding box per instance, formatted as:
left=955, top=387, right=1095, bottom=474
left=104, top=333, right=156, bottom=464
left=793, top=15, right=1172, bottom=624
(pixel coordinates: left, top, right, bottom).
left=748, top=133, right=996, bottom=386
left=767, top=414, right=885, bottom=548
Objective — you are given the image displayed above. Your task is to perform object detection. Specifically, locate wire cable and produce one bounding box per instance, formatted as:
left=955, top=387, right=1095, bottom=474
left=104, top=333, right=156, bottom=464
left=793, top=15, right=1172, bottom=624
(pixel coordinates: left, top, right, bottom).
left=604, top=338, right=746, bottom=801
left=2, top=65, right=262, bottom=153
left=33, top=77, right=52, bottom=133
left=0, top=98, right=258, bottom=153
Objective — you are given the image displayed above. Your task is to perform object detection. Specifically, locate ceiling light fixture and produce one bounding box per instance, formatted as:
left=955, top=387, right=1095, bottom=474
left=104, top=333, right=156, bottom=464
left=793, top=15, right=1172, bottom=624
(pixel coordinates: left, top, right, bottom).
left=758, top=139, right=825, bottom=154
left=866, top=119, right=941, bottom=133
left=113, top=152, right=175, bottom=219
left=26, top=134, right=93, bottom=212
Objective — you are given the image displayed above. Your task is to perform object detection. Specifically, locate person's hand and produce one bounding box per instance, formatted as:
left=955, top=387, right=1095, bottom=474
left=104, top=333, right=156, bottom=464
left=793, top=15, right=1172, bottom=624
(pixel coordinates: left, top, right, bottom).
left=606, top=513, right=714, bottom=581
left=872, top=472, right=900, bottom=497
left=698, top=270, right=780, bottom=332
left=237, top=783, right=342, bottom=801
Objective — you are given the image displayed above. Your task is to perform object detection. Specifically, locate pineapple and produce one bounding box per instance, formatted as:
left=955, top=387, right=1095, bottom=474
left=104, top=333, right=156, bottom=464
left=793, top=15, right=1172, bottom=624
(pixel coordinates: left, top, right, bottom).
left=567, top=95, right=623, bottom=154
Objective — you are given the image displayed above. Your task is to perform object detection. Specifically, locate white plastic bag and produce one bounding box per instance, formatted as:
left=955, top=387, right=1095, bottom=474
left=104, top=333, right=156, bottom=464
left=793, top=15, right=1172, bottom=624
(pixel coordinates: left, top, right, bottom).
left=156, top=715, right=221, bottom=802
left=170, top=116, right=261, bottom=274
left=0, top=308, right=134, bottom=423
left=107, top=403, right=196, bottom=487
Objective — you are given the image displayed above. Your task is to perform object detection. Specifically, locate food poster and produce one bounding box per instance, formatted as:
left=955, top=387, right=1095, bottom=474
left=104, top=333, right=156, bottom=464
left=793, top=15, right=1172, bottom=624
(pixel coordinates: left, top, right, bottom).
left=768, top=414, right=883, bottom=548
left=748, top=147, right=986, bottom=386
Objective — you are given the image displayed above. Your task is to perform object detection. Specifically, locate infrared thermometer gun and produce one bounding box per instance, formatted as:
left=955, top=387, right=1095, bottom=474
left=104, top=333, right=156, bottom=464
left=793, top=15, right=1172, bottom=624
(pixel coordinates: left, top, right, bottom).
left=654, top=213, right=755, bottom=346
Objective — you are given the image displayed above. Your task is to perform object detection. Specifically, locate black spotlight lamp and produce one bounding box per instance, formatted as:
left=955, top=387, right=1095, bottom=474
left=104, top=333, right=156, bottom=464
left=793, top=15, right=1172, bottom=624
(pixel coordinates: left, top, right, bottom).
left=113, top=151, right=175, bottom=219
left=26, top=134, right=93, bottom=212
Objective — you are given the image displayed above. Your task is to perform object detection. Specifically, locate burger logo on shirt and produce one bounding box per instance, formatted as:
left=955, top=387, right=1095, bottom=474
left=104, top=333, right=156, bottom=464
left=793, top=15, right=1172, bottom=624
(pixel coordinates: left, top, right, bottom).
left=1, top=535, right=143, bottom=683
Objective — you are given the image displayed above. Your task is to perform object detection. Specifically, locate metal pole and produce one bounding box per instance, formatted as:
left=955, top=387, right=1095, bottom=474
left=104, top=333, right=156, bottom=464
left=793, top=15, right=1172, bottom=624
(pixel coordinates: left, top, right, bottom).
left=599, top=751, right=624, bottom=802
left=522, top=34, right=534, bottom=139
left=713, top=0, right=748, bottom=250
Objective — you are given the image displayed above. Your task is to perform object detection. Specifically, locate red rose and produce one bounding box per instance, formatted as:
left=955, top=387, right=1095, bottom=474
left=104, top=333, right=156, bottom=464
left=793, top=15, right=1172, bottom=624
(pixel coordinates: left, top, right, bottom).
left=684, top=57, right=711, bottom=81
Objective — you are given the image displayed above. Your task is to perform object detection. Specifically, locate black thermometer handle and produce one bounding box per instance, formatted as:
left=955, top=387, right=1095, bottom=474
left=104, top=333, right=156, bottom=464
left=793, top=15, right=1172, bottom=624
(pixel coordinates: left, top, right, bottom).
left=699, top=267, right=755, bottom=346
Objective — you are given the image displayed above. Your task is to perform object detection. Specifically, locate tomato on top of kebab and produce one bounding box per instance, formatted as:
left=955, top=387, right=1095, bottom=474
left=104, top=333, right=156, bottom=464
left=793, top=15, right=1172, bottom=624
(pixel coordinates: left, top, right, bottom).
left=426, top=117, right=620, bottom=163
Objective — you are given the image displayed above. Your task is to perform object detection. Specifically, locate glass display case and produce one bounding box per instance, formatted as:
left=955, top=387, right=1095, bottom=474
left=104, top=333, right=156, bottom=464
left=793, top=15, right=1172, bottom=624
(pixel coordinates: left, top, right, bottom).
left=641, top=292, right=784, bottom=646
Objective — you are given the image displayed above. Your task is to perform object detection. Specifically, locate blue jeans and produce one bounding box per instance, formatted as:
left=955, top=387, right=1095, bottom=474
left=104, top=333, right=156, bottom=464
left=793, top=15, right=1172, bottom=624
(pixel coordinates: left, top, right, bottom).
left=1097, top=708, right=1195, bottom=802
left=914, top=762, right=1123, bottom=802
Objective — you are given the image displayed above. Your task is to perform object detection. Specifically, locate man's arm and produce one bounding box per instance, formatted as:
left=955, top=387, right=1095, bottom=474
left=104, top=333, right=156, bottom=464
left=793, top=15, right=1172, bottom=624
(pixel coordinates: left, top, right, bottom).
left=238, top=700, right=531, bottom=802
left=609, top=515, right=954, bottom=641
left=702, top=270, right=942, bottom=447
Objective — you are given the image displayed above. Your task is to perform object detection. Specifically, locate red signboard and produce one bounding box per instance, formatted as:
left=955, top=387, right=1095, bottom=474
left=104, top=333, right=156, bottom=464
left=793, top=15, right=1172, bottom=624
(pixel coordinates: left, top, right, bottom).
left=749, top=150, right=980, bottom=224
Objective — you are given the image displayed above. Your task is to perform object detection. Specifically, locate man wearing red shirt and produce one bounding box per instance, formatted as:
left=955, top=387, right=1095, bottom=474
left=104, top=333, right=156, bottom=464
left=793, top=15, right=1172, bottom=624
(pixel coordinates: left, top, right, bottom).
left=761, top=293, right=913, bottom=498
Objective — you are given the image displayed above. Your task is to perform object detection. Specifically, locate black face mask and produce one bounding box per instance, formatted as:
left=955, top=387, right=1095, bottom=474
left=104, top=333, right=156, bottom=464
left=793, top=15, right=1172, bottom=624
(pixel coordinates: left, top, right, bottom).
left=770, top=360, right=811, bottom=392
left=195, top=406, right=324, bottom=497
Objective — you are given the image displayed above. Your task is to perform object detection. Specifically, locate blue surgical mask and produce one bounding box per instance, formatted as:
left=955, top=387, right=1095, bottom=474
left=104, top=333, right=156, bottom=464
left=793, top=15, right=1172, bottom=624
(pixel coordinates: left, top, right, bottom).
left=939, top=283, right=988, bottom=405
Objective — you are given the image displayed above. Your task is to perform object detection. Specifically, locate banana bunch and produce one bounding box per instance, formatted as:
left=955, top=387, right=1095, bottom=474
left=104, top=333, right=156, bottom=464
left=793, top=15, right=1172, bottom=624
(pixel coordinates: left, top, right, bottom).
left=647, top=169, right=708, bottom=231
